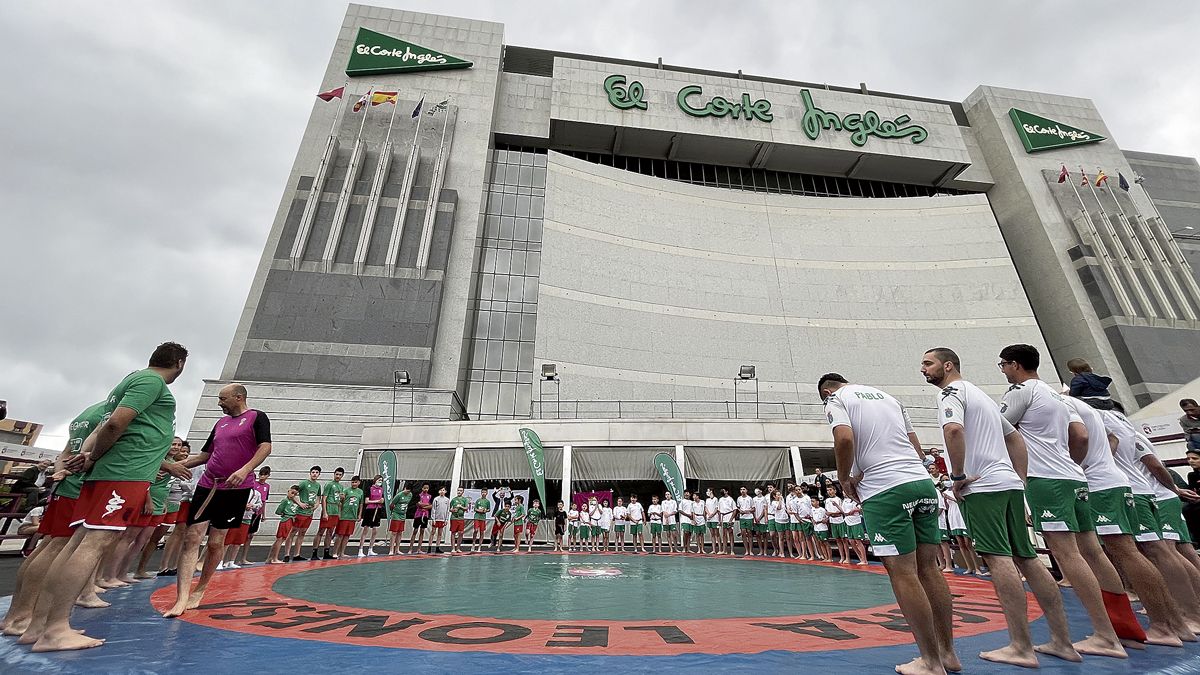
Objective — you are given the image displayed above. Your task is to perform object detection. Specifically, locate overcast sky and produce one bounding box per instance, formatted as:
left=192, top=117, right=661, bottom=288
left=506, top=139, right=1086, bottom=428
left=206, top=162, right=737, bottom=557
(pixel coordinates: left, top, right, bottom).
left=4, top=1, right=1198, bottom=449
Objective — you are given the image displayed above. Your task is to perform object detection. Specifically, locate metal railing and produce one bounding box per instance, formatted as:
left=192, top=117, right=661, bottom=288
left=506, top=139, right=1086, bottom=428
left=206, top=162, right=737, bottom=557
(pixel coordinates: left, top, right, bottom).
left=530, top=399, right=939, bottom=423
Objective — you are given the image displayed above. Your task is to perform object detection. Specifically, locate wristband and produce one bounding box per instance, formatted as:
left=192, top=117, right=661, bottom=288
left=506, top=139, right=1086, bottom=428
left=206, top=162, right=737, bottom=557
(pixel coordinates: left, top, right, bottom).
left=950, top=474, right=967, bottom=482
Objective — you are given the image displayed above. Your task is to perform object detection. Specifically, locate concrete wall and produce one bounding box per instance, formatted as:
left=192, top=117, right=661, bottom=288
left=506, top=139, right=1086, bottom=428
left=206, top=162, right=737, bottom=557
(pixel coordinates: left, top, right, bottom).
left=534, top=152, right=1047, bottom=409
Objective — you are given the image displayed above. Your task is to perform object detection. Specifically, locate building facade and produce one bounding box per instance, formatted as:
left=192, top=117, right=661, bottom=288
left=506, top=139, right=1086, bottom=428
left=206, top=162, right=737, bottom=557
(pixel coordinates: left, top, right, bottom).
left=189, top=5, right=1200, bottom=506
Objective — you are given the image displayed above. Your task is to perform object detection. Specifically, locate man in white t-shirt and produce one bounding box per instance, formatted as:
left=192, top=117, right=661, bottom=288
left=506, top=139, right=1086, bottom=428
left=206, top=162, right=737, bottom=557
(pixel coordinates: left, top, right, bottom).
left=626, top=495, right=647, bottom=553
left=648, top=496, right=664, bottom=553
left=821, top=372, right=956, bottom=675
left=704, top=489, right=720, bottom=555
left=692, top=493, right=707, bottom=554
left=717, top=489, right=736, bottom=556
left=660, top=491, right=678, bottom=553
left=752, top=488, right=768, bottom=555
left=1068, top=396, right=1191, bottom=646
left=678, top=491, right=695, bottom=553
left=612, top=498, right=629, bottom=553
left=736, top=487, right=755, bottom=556
left=997, top=344, right=1124, bottom=658
left=922, top=348, right=1077, bottom=669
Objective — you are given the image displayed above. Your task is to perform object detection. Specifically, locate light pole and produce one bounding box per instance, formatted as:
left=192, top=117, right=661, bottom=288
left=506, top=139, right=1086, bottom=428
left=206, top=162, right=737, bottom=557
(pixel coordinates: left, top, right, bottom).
left=393, top=370, right=410, bottom=424
left=539, top=363, right=560, bottom=419
left=733, top=365, right=757, bottom=419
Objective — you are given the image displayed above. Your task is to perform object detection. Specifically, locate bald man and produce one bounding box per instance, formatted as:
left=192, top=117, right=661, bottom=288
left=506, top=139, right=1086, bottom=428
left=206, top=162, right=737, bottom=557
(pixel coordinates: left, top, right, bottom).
left=162, top=384, right=272, bottom=618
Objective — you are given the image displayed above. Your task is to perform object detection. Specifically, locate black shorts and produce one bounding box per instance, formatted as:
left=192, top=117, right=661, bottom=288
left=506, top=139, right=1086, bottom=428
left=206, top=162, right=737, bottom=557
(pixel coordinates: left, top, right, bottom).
left=247, top=513, right=263, bottom=535
left=413, top=514, right=429, bottom=529
left=186, top=486, right=252, bottom=530
left=362, top=508, right=384, bottom=527
left=555, top=521, right=565, bottom=535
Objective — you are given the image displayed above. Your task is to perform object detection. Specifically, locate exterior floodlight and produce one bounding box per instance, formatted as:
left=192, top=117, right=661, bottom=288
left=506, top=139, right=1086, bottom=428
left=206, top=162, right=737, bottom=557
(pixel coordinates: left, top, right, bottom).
left=738, top=365, right=756, bottom=380
left=394, top=370, right=410, bottom=386
left=541, top=363, right=559, bottom=381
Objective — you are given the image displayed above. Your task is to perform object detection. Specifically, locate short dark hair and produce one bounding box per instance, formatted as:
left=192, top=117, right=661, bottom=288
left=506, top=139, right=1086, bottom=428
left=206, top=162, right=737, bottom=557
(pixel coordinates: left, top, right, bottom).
left=925, top=347, right=960, bottom=370
left=149, top=342, right=189, bottom=368
left=289, top=484, right=301, bottom=491
left=1181, top=399, right=1199, bottom=408
left=350, top=474, right=361, bottom=482
left=817, top=372, right=849, bottom=392
left=334, top=467, right=345, bottom=473
left=1112, top=400, right=1126, bottom=414
left=181, top=440, right=190, bottom=449
left=258, top=466, right=271, bottom=475
left=1000, top=344, right=1040, bottom=371
left=309, top=465, right=322, bottom=472
left=1187, top=449, right=1200, bottom=458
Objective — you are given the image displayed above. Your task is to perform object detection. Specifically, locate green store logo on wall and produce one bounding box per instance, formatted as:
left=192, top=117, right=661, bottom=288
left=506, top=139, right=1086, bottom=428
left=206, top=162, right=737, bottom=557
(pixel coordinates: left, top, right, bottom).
left=1008, top=108, right=1105, bottom=153
left=346, top=27, right=473, bottom=76
left=602, top=74, right=928, bottom=146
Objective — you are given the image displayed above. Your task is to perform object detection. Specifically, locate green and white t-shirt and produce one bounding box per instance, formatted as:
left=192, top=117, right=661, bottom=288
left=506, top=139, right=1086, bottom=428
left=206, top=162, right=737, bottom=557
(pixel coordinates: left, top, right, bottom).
left=474, top=498, right=491, bottom=520
left=322, top=480, right=346, bottom=516
left=1064, top=397, right=1129, bottom=492
left=86, top=370, right=176, bottom=484
left=296, top=479, right=321, bottom=515
left=340, top=487, right=364, bottom=520
left=56, top=402, right=109, bottom=499
left=1000, top=379, right=1086, bottom=481
left=825, top=384, right=932, bottom=502
left=449, top=495, right=469, bottom=520
left=937, top=380, right=1023, bottom=496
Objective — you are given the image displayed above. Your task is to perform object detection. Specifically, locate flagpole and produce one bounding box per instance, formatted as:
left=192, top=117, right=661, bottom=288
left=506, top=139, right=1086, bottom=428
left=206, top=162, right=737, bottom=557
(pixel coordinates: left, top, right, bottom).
left=410, top=91, right=426, bottom=152
left=383, top=91, right=400, bottom=145
left=357, top=86, right=373, bottom=137
left=327, top=79, right=349, bottom=138
left=1068, top=168, right=1136, bottom=317
left=1083, top=166, right=1158, bottom=315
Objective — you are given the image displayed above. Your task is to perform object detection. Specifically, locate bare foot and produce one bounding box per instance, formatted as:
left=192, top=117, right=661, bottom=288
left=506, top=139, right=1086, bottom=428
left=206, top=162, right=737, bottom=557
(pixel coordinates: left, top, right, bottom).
left=1186, top=620, right=1200, bottom=634
left=16, top=625, right=43, bottom=645
left=134, top=572, right=157, bottom=580
left=980, top=645, right=1039, bottom=668
left=1143, top=626, right=1183, bottom=647
left=92, top=585, right=108, bottom=595
left=1120, top=638, right=1147, bottom=650
left=1073, top=635, right=1127, bottom=659
left=894, top=656, right=945, bottom=674
left=1057, top=579, right=1072, bottom=588
left=31, top=630, right=104, bottom=652
left=184, top=587, right=207, bottom=610
left=95, top=579, right=123, bottom=590
left=75, top=596, right=111, bottom=609
left=942, top=650, right=963, bottom=672
left=2, top=618, right=30, bottom=636
left=1034, top=640, right=1082, bottom=663
left=162, top=602, right=188, bottom=618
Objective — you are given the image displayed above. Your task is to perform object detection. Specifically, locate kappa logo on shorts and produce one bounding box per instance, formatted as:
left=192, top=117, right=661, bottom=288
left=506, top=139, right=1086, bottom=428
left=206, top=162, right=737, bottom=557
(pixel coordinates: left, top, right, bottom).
left=1164, top=524, right=1175, bottom=531
left=1139, top=524, right=1150, bottom=531
left=1096, top=515, right=1111, bottom=523
left=1040, top=510, right=1055, bottom=519
left=873, top=533, right=885, bottom=543
left=103, top=491, right=126, bottom=518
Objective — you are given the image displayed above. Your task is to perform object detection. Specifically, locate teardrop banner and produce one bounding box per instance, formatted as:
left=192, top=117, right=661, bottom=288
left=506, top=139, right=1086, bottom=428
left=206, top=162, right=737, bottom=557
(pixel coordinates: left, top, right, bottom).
left=518, top=428, right=548, bottom=510
left=653, top=452, right=685, bottom=501
left=379, top=450, right=398, bottom=518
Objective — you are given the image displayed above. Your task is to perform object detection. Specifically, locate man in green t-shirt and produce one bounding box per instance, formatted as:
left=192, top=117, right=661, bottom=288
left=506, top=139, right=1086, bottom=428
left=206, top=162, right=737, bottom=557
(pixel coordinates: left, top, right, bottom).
left=312, top=467, right=346, bottom=560
left=1, top=402, right=108, bottom=637
left=24, top=342, right=189, bottom=653
left=334, top=476, right=364, bottom=559
left=510, top=496, right=526, bottom=552
left=471, top=488, right=491, bottom=553
left=286, top=466, right=322, bottom=562
left=447, top=487, right=470, bottom=553
left=524, top=499, right=544, bottom=552
left=491, top=501, right=513, bottom=550
left=387, top=483, right=413, bottom=555
left=268, top=485, right=304, bottom=563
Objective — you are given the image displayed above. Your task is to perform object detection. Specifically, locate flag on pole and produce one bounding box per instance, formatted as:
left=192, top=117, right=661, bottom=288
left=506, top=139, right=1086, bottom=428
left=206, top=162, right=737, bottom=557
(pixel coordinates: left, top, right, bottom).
left=517, top=428, right=548, bottom=510
left=353, top=89, right=372, bottom=112
left=411, top=94, right=426, bottom=119
left=1080, top=168, right=1090, bottom=186
left=1118, top=172, right=1130, bottom=191
left=1095, top=169, right=1109, bottom=187
left=316, top=86, right=345, bottom=102
left=1057, top=165, right=1069, bottom=183
left=370, top=91, right=398, bottom=106
left=379, top=451, right=398, bottom=518
left=427, top=99, right=450, bottom=116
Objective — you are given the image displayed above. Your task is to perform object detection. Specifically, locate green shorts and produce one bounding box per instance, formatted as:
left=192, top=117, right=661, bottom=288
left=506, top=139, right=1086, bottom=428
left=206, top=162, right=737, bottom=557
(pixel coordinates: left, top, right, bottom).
left=940, top=527, right=952, bottom=542
left=707, top=522, right=719, bottom=530
left=961, top=489, right=1037, bottom=558
left=950, top=528, right=968, bottom=537
left=740, top=518, right=753, bottom=531
left=720, top=521, right=733, bottom=529
left=790, top=522, right=802, bottom=532
left=861, top=478, right=941, bottom=557
left=815, top=528, right=829, bottom=540
left=650, top=523, right=662, bottom=535
left=664, top=524, right=676, bottom=532
left=845, top=522, right=866, bottom=540
left=801, top=521, right=814, bottom=535
left=830, top=522, right=846, bottom=539
left=568, top=523, right=578, bottom=533
left=1133, top=494, right=1162, bottom=542
left=629, top=524, right=643, bottom=535
left=614, top=524, right=625, bottom=533
left=1156, top=497, right=1190, bottom=543
left=759, top=523, right=771, bottom=533
left=1026, top=477, right=1093, bottom=533
left=1089, top=486, right=1136, bottom=536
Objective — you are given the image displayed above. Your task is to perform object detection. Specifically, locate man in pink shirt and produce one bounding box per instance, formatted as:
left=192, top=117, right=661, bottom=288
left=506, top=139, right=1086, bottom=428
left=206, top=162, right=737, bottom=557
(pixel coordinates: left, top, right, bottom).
left=163, top=384, right=272, bottom=618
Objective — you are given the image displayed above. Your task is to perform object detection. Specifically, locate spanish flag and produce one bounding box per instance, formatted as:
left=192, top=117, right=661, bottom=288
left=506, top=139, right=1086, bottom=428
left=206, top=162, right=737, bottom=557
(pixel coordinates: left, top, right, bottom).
left=1095, top=170, right=1108, bottom=187
left=370, top=91, right=398, bottom=106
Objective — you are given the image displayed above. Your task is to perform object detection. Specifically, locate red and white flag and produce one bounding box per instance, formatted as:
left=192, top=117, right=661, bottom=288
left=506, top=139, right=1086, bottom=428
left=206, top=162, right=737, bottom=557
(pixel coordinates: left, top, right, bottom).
left=316, top=86, right=345, bottom=102
left=1057, top=165, right=1068, bottom=183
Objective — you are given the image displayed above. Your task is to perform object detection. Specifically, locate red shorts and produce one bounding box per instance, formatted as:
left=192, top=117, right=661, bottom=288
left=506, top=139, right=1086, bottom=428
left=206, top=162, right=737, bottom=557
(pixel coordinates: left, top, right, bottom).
left=514, top=524, right=525, bottom=535
left=38, top=494, right=79, bottom=538
left=320, top=515, right=340, bottom=530
left=162, top=510, right=179, bottom=525
left=389, top=519, right=406, bottom=534
left=491, top=523, right=505, bottom=536
left=71, top=480, right=150, bottom=530
left=473, top=519, right=486, bottom=532
left=526, top=525, right=538, bottom=537
left=225, top=523, right=250, bottom=546
left=449, top=520, right=466, bottom=533
left=132, top=512, right=165, bottom=528
left=335, top=519, right=356, bottom=537
left=176, top=501, right=191, bottom=522
left=292, top=514, right=314, bottom=531
left=275, top=520, right=293, bottom=540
